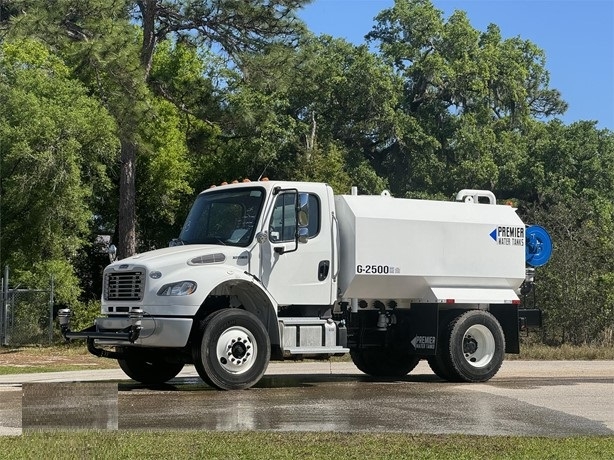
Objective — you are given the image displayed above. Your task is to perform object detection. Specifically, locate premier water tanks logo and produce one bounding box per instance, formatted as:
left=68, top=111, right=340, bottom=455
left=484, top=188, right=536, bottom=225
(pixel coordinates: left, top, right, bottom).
left=490, top=226, right=525, bottom=246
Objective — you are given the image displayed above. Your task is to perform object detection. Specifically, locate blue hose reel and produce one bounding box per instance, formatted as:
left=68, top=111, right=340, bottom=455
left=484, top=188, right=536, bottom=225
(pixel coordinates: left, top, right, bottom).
left=525, top=225, right=553, bottom=267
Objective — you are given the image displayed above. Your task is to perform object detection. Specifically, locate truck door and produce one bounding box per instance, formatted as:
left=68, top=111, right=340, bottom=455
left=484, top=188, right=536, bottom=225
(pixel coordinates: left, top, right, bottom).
left=259, top=184, right=335, bottom=306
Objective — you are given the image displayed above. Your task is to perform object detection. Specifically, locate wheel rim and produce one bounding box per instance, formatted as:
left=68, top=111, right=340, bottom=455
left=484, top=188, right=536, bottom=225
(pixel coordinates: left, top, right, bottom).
left=462, top=324, right=495, bottom=368
left=215, top=326, right=257, bottom=375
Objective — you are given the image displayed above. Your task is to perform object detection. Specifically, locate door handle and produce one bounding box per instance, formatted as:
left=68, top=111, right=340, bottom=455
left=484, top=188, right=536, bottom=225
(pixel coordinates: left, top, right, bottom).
left=318, top=260, right=330, bottom=281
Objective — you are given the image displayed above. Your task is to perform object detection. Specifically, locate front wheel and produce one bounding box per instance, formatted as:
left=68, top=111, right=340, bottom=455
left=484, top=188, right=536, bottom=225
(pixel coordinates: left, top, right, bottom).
left=193, top=309, right=271, bottom=390
left=118, top=351, right=184, bottom=384
left=440, top=310, right=505, bottom=382
left=350, top=348, right=420, bottom=377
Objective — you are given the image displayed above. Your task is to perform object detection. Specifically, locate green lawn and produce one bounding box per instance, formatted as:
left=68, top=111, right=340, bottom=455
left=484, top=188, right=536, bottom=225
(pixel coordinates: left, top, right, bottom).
left=1, top=343, right=613, bottom=375
left=1, top=432, right=613, bottom=460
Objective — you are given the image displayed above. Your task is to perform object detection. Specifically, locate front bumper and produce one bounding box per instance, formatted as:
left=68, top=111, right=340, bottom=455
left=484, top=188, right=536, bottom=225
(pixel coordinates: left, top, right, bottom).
left=59, top=309, right=193, bottom=348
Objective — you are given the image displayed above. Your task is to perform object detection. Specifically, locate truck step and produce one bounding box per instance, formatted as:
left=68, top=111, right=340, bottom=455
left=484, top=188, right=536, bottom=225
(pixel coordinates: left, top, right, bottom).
left=285, top=346, right=349, bottom=355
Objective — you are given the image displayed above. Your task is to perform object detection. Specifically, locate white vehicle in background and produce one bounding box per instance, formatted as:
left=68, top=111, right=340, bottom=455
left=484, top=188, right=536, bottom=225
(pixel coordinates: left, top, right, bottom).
left=60, top=180, right=552, bottom=390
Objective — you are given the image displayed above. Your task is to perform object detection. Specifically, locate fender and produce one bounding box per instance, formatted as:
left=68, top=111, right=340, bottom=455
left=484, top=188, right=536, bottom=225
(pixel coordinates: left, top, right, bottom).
left=191, top=266, right=281, bottom=350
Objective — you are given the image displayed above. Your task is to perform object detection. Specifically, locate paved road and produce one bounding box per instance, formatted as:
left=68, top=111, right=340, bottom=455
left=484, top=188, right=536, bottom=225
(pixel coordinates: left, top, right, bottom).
left=1, top=360, right=613, bottom=436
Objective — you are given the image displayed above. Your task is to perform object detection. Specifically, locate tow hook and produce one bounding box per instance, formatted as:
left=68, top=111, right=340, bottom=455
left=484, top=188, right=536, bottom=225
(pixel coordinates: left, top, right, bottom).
left=128, top=308, right=144, bottom=342
left=58, top=308, right=72, bottom=339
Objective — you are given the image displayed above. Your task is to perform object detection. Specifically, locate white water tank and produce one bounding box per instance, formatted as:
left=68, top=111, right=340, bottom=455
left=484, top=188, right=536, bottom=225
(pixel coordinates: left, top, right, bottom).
left=334, top=192, right=526, bottom=304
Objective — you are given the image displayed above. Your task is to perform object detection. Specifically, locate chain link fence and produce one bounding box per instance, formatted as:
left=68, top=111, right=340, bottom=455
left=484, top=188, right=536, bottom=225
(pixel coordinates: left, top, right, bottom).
left=1, top=267, right=55, bottom=346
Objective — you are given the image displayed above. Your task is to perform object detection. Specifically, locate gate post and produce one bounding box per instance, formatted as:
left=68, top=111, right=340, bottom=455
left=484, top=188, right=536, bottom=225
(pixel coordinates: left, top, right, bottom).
left=0, top=276, right=4, bottom=346
left=48, top=276, right=55, bottom=344
left=1, top=265, right=8, bottom=346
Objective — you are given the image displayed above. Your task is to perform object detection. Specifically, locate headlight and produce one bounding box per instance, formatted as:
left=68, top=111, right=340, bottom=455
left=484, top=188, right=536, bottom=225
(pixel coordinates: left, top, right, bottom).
left=157, top=281, right=197, bottom=296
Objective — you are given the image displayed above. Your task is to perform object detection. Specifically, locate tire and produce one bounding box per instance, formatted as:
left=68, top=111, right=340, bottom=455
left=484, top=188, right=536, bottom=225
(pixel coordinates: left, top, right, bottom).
left=428, top=315, right=459, bottom=381
left=350, top=348, right=420, bottom=377
left=427, top=354, right=455, bottom=381
left=193, top=309, right=271, bottom=390
left=118, top=352, right=184, bottom=384
left=438, top=310, right=505, bottom=383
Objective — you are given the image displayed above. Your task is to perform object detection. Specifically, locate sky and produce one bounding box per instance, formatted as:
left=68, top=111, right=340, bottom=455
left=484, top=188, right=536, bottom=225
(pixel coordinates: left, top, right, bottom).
left=299, top=0, right=614, bottom=131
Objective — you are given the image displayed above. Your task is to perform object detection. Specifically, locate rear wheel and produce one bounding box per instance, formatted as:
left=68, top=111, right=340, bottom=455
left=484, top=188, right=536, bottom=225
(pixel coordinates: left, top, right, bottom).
left=193, top=309, right=270, bottom=390
left=350, top=348, right=420, bottom=377
left=435, top=310, right=505, bottom=382
left=118, top=351, right=184, bottom=384
left=427, top=353, right=455, bottom=381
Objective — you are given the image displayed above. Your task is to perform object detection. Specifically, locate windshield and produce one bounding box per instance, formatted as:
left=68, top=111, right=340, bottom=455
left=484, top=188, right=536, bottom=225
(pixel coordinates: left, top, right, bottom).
left=179, top=187, right=265, bottom=247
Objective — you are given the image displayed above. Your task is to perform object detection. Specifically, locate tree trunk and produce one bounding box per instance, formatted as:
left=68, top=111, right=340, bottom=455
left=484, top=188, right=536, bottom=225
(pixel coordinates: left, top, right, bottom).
left=118, top=138, right=137, bottom=259
left=139, top=0, right=157, bottom=78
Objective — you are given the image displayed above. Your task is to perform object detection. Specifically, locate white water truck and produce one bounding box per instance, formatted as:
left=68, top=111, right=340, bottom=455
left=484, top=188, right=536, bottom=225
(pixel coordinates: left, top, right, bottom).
left=59, top=181, right=552, bottom=390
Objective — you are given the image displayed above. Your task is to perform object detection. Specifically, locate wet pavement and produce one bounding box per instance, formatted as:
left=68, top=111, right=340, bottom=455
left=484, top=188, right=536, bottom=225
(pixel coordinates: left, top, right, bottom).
left=1, top=361, right=613, bottom=436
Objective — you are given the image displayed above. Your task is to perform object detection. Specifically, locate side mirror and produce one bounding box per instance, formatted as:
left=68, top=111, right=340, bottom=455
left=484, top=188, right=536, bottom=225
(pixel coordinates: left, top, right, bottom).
left=298, top=193, right=309, bottom=227
left=298, top=227, right=309, bottom=244
left=108, top=244, right=117, bottom=263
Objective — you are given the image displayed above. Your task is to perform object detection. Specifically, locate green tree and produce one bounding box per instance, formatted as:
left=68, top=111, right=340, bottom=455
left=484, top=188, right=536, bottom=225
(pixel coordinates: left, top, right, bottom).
left=5, top=0, right=311, bottom=257
left=0, top=39, right=118, bottom=304
left=5, top=0, right=153, bottom=259
left=366, top=0, right=567, bottom=197
left=524, top=194, right=614, bottom=345
left=220, top=35, right=402, bottom=194
left=519, top=121, right=614, bottom=344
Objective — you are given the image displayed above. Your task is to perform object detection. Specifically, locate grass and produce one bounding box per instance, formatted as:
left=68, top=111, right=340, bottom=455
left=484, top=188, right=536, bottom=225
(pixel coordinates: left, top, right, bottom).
left=0, top=343, right=118, bottom=375
left=0, top=343, right=612, bottom=375
left=0, top=432, right=613, bottom=459
left=0, top=364, right=113, bottom=375
left=509, top=343, right=614, bottom=360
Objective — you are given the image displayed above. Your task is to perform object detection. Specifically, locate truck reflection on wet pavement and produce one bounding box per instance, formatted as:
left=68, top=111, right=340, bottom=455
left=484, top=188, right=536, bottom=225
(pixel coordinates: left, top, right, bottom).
left=115, top=372, right=612, bottom=436
left=3, top=361, right=613, bottom=436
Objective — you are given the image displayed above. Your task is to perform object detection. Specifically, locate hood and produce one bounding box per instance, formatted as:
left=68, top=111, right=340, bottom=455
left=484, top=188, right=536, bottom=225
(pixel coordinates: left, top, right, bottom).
left=107, top=244, right=252, bottom=272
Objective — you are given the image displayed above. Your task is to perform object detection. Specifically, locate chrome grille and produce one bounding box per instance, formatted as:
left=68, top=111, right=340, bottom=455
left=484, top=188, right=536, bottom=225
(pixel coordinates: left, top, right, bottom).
left=104, top=270, right=145, bottom=301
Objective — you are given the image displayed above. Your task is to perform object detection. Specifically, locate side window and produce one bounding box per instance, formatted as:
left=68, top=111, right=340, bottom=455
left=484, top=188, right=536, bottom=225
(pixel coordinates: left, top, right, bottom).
left=269, top=194, right=296, bottom=242
left=306, top=194, right=320, bottom=237
left=269, top=193, right=320, bottom=243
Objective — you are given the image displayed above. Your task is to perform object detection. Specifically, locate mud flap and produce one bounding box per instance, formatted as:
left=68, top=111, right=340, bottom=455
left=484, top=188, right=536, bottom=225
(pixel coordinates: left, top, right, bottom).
left=406, top=303, right=438, bottom=356
left=489, top=304, right=521, bottom=354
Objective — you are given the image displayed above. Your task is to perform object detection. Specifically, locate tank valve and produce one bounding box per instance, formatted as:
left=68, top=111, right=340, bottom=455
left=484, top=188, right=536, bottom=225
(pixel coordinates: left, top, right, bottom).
left=376, top=312, right=388, bottom=331
left=376, top=303, right=396, bottom=331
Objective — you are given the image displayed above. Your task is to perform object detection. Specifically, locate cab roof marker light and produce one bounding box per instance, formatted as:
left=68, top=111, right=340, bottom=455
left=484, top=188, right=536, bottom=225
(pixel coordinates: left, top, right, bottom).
left=210, top=177, right=269, bottom=188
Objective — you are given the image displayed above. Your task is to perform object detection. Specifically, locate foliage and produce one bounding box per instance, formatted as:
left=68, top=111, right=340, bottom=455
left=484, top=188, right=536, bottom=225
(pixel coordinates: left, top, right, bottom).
left=366, top=0, right=568, bottom=198
left=523, top=194, right=614, bottom=345
left=0, top=0, right=613, bottom=344
left=136, top=97, right=193, bottom=249
left=0, top=38, right=118, bottom=305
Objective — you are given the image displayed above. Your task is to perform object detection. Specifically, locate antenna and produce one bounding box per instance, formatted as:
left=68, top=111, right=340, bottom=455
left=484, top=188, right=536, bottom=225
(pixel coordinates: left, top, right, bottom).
left=257, top=157, right=274, bottom=181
